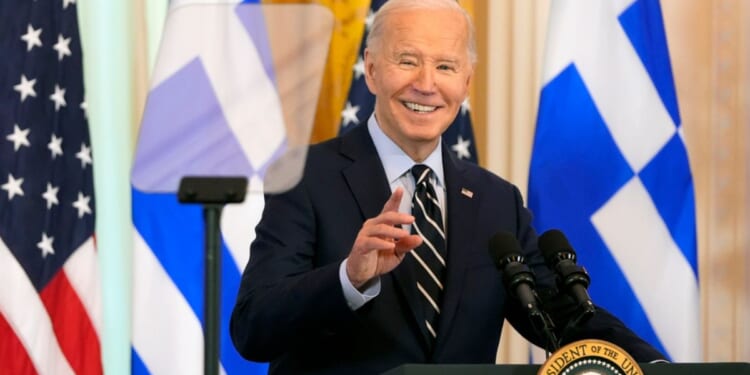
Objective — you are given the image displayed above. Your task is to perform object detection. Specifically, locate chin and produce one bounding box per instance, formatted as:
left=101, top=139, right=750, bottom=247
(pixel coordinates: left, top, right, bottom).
left=405, top=129, right=444, bottom=143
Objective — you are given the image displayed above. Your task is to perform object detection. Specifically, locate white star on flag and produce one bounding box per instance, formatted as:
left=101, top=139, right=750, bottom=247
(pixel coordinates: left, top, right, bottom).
left=48, top=134, right=64, bottom=158
left=75, top=143, right=92, bottom=168
left=80, top=100, right=88, bottom=118
left=72, top=192, right=92, bottom=218
left=14, top=75, right=37, bottom=102
left=37, top=233, right=55, bottom=258
left=461, top=97, right=471, bottom=116
left=341, top=102, right=360, bottom=127
left=42, top=183, right=60, bottom=209
left=50, top=84, right=67, bottom=111
left=6, top=124, right=31, bottom=151
left=353, top=57, right=365, bottom=80
left=2, top=174, right=25, bottom=200
left=53, top=34, right=72, bottom=61
left=451, top=135, right=472, bottom=160
left=365, top=9, right=375, bottom=31
left=20, top=24, right=42, bottom=51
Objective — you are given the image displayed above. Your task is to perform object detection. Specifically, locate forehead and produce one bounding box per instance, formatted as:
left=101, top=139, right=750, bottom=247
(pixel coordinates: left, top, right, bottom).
left=380, top=8, right=469, bottom=59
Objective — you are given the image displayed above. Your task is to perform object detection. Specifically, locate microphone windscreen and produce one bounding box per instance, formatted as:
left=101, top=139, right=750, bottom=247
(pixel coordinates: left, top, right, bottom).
left=538, top=229, right=575, bottom=264
left=488, top=231, right=523, bottom=269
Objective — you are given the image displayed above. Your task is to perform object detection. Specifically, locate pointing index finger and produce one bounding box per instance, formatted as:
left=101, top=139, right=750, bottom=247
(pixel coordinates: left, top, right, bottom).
left=381, top=187, right=404, bottom=214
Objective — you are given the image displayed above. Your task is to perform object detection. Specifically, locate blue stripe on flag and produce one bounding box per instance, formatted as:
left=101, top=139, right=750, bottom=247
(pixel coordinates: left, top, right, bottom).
left=131, top=57, right=256, bottom=192
left=131, top=348, right=149, bottom=375
left=132, top=188, right=267, bottom=373
left=529, top=65, right=634, bottom=230
left=638, top=135, right=698, bottom=273
left=571, top=223, right=667, bottom=357
left=132, top=189, right=204, bottom=321
left=619, top=0, right=680, bottom=127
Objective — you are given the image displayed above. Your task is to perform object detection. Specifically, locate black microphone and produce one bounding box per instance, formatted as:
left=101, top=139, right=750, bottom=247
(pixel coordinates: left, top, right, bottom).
left=488, top=231, right=558, bottom=351
left=538, top=229, right=596, bottom=325
left=488, top=232, right=539, bottom=312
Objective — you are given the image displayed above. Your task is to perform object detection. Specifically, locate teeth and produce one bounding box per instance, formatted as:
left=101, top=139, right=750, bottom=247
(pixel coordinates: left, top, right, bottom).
left=405, top=102, right=436, bottom=112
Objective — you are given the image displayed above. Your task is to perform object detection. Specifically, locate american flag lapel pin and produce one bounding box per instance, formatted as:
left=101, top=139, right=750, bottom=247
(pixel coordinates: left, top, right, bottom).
left=461, top=187, right=474, bottom=198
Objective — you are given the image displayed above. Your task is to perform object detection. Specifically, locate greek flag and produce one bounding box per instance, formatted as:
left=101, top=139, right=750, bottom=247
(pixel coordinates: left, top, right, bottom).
left=528, top=0, right=699, bottom=362
left=130, top=1, right=331, bottom=373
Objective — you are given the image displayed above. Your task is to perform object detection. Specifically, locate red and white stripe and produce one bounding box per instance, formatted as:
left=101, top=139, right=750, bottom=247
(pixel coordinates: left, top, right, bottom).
left=0, top=237, right=102, bottom=375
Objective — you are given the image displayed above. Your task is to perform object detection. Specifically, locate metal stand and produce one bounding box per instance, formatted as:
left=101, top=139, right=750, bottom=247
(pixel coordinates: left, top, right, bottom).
left=178, top=176, right=248, bottom=375
left=203, top=204, right=222, bottom=375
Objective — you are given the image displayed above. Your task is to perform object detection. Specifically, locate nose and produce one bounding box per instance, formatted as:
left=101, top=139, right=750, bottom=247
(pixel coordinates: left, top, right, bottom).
left=412, top=67, right=436, bottom=94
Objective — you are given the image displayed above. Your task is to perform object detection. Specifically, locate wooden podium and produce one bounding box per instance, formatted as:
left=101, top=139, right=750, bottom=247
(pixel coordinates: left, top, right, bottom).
left=381, top=362, right=750, bottom=375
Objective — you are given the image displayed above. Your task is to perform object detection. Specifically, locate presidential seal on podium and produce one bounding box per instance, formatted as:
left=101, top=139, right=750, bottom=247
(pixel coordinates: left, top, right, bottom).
left=538, top=339, right=644, bottom=375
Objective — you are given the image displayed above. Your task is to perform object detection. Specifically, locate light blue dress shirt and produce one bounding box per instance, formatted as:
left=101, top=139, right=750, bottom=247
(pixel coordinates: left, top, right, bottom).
left=339, top=115, right=447, bottom=310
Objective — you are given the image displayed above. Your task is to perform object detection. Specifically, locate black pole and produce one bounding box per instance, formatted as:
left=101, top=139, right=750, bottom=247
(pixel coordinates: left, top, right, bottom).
left=177, top=176, right=248, bottom=375
left=203, top=204, right=222, bottom=375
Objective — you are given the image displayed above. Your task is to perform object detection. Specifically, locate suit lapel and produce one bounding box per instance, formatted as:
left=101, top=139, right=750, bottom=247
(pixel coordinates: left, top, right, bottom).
left=340, top=125, right=391, bottom=220
left=433, top=146, right=479, bottom=357
left=339, top=125, right=428, bottom=349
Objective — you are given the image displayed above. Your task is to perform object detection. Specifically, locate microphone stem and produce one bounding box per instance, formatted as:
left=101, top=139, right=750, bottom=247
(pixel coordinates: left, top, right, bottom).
left=530, top=308, right=560, bottom=353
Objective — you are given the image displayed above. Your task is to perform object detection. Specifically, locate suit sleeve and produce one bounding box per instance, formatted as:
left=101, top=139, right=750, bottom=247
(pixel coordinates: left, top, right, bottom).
left=229, top=177, right=357, bottom=362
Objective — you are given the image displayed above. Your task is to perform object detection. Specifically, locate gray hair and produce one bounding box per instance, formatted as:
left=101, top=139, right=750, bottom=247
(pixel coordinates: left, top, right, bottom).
left=365, top=0, right=477, bottom=64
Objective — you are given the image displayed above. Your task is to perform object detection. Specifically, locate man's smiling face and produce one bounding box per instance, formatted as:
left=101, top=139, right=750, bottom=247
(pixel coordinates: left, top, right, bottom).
left=364, top=6, right=472, bottom=160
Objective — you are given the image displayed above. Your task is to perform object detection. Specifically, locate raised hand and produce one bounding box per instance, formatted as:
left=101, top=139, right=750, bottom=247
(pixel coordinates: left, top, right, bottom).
left=346, top=188, right=423, bottom=289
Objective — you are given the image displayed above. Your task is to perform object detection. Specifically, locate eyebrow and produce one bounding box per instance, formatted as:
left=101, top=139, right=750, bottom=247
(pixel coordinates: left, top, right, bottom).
left=393, top=50, right=419, bottom=59
left=393, top=50, right=461, bottom=65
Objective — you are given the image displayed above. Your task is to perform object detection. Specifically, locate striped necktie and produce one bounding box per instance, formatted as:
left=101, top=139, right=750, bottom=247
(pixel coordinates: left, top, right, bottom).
left=409, top=164, right=447, bottom=343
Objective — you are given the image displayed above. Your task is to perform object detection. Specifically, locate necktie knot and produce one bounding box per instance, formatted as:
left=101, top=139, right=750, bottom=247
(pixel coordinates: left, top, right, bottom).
left=411, top=164, right=432, bottom=185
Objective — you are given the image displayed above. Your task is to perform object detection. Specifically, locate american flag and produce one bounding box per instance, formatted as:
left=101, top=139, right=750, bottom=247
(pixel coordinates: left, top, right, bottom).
left=339, top=0, right=478, bottom=164
left=0, top=0, right=101, bottom=374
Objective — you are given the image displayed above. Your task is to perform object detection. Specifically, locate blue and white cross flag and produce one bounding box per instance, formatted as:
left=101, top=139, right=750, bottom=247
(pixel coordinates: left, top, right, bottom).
left=528, top=0, right=700, bottom=362
left=130, top=1, right=333, bottom=373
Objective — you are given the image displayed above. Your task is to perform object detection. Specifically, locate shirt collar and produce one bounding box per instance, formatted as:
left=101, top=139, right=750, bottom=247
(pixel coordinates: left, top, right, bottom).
left=367, top=115, right=445, bottom=188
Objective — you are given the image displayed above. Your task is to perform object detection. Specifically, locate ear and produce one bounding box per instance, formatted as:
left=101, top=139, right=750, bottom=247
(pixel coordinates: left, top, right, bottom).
left=363, top=48, right=378, bottom=95
left=464, top=66, right=473, bottom=90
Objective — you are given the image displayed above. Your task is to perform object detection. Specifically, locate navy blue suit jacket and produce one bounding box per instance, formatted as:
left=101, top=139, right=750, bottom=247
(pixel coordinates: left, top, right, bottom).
left=230, top=124, right=665, bottom=374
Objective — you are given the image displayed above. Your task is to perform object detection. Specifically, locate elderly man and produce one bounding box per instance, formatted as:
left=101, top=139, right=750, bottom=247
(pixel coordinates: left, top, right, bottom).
left=230, top=0, right=665, bottom=373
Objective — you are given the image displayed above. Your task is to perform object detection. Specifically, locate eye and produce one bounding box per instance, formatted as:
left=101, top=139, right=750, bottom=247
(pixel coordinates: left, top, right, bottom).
left=437, top=64, right=456, bottom=72
left=399, top=60, right=417, bottom=67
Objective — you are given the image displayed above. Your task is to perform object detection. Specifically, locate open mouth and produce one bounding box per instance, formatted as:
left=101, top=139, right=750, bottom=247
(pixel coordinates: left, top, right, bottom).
left=403, top=101, right=437, bottom=113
